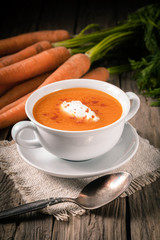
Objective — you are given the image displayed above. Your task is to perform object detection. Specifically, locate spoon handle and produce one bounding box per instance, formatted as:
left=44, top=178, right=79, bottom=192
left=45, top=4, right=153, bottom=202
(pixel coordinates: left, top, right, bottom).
left=0, top=197, right=72, bottom=220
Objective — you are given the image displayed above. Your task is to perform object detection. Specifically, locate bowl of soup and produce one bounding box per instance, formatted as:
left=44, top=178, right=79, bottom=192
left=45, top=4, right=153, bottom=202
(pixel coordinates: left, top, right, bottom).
left=12, top=79, right=140, bottom=161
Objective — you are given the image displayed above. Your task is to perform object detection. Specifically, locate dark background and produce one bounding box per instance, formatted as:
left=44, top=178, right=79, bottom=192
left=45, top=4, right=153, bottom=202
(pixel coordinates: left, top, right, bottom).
left=0, top=0, right=159, bottom=38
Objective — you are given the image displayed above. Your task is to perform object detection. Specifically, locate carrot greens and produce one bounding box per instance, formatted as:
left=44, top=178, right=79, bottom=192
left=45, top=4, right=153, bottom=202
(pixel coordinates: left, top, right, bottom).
left=54, top=3, right=160, bottom=105
left=85, top=31, right=134, bottom=63
left=130, top=52, right=160, bottom=106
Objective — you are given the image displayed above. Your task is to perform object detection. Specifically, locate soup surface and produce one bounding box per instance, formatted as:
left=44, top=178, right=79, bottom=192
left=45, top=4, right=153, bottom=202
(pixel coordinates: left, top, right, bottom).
left=33, top=88, right=123, bottom=131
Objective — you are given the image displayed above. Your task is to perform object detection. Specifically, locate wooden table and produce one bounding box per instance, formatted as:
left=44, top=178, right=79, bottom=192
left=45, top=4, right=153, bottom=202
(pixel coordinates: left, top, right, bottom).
left=0, top=1, right=160, bottom=239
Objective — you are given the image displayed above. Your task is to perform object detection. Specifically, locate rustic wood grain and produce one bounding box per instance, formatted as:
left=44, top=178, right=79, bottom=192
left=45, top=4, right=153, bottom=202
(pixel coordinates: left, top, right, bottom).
left=0, top=170, right=54, bottom=239
left=129, top=178, right=160, bottom=240
left=75, top=1, right=119, bottom=32
left=120, top=72, right=160, bottom=240
left=0, top=171, right=20, bottom=239
left=121, top=72, right=160, bottom=149
left=14, top=213, right=53, bottom=240
left=52, top=198, right=127, bottom=240
left=37, top=1, right=77, bottom=33
left=0, top=0, right=160, bottom=239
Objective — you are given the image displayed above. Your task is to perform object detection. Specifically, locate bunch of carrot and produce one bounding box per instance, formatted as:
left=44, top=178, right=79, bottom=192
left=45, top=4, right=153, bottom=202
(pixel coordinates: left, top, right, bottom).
left=0, top=30, right=109, bottom=129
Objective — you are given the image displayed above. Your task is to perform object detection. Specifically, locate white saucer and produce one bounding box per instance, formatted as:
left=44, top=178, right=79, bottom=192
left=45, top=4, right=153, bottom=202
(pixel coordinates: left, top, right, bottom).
left=16, top=123, right=139, bottom=178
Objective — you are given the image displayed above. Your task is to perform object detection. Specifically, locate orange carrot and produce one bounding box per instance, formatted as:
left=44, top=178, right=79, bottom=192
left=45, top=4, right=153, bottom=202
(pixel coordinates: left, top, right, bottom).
left=0, top=66, right=108, bottom=98
left=0, top=100, right=27, bottom=129
left=0, top=66, right=108, bottom=116
left=0, top=41, right=52, bottom=68
left=82, top=67, right=109, bottom=81
left=0, top=47, right=71, bottom=84
left=0, top=53, right=91, bottom=129
left=0, top=93, right=31, bottom=115
left=0, top=72, right=51, bottom=109
left=39, top=53, right=91, bottom=88
left=0, top=83, right=16, bottom=96
left=0, top=30, right=70, bottom=56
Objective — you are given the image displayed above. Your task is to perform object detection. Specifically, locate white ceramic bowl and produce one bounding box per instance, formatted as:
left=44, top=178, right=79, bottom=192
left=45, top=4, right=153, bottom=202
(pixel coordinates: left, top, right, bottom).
left=12, top=79, right=140, bottom=161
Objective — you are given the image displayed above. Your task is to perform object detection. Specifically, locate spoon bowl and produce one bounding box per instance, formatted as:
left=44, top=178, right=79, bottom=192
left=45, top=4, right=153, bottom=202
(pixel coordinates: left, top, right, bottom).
left=0, top=172, right=132, bottom=220
left=76, top=172, right=132, bottom=209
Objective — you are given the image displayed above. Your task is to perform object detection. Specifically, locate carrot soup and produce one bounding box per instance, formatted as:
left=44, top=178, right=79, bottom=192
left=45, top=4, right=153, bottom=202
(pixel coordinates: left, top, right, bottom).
left=33, top=88, right=123, bottom=131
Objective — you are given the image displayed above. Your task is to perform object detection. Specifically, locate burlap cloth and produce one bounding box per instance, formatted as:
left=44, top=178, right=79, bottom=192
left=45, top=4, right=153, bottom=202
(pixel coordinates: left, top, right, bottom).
left=0, top=131, right=160, bottom=220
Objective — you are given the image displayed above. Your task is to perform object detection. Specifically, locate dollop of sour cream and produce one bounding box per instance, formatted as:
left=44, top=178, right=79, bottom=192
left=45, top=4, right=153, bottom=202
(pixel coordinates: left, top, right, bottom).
left=61, top=100, right=99, bottom=122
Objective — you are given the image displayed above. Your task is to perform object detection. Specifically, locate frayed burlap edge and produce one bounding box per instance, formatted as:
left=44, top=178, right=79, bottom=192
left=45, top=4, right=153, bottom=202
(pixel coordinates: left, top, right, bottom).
left=120, top=167, right=160, bottom=197
left=0, top=141, right=86, bottom=221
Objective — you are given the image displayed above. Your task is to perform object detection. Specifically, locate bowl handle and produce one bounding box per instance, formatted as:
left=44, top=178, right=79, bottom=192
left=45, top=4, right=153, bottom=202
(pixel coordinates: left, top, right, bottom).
left=11, top=121, right=42, bottom=148
left=125, top=92, right=140, bottom=122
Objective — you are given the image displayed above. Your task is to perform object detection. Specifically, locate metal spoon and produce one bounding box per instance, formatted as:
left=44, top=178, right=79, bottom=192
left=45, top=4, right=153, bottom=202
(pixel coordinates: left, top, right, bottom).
left=0, top=172, right=132, bottom=220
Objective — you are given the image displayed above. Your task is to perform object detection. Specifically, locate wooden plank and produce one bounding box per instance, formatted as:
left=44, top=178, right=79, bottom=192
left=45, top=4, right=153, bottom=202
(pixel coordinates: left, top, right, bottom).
left=129, top=178, right=160, bottom=240
left=0, top=171, right=20, bottom=239
left=75, top=0, right=119, bottom=33
left=14, top=213, right=53, bottom=240
left=75, top=0, right=159, bottom=33
left=0, top=171, right=54, bottom=240
left=0, top=1, right=55, bottom=239
left=120, top=72, right=160, bottom=149
left=37, top=0, right=77, bottom=34
left=121, top=72, right=160, bottom=240
left=52, top=198, right=127, bottom=240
